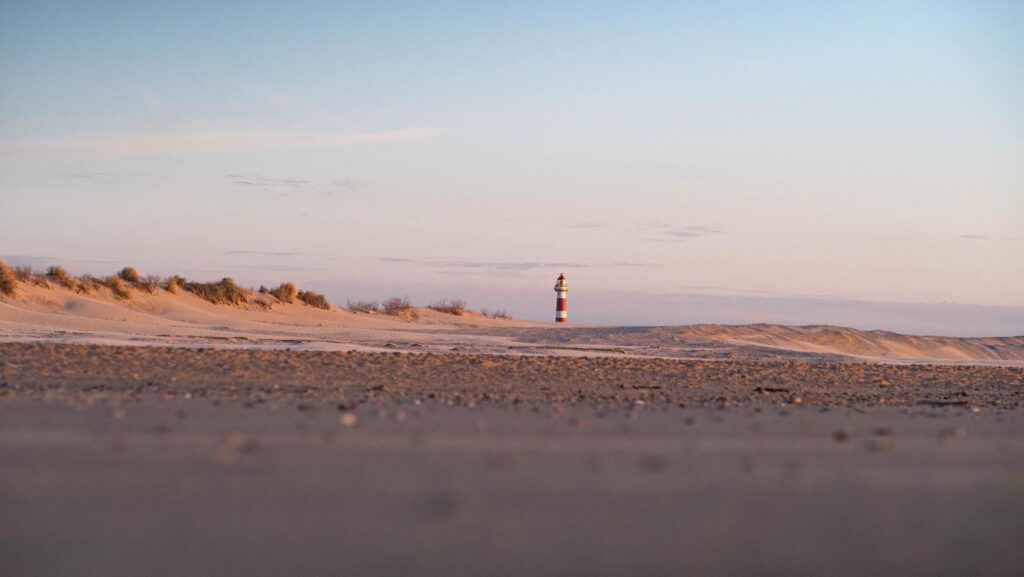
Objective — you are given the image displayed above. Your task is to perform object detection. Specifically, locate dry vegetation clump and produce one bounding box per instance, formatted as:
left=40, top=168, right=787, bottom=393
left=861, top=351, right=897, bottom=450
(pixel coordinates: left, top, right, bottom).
left=104, top=276, right=132, bottom=300
left=117, top=267, right=140, bottom=283
left=270, top=282, right=299, bottom=304
left=429, top=298, right=467, bottom=316
left=75, top=275, right=104, bottom=295
left=46, top=265, right=74, bottom=287
left=298, top=290, right=330, bottom=310
left=347, top=300, right=380, bottom=313
left=481, top=308, right=513, bottom=320
left=138, top=275, right=161, bottom=293
left=164, top=275, right=186, bottom=294
left=382, top=297, right=413, bottom=316
left=185, top=277, right=250, bottom=306
left=14, top=266, right=34, bottom=282
left=0, top=260, right=19, bottom=296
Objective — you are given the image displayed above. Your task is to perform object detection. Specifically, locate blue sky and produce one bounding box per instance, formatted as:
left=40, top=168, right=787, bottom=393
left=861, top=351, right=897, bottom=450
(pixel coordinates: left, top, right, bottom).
left=1, top=1, right=1022, bottom=334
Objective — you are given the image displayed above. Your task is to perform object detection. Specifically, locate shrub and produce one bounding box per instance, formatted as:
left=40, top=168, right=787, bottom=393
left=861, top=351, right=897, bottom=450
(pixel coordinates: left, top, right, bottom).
left=117, top=267, right=140, bottom=283
left=298, top=290, right=330, bottom=310
left=270, top=282, right=298, bottom=304
left=76, top=275, right=103, bottom=295
left=104, top=276, right=132, bottom=300
left=347, top=300, right=380, bottom=314
left=185, top=277, right=249, bottom=306
left=164, top=275, right=186, bottom=294
left=258, top=285, right=269, bottom=294
left=382, top=297, right=412, bottom=316
left=13, top=266, right=35, bottom=281
left=139, top=275, right=160, bottom=293
left=0, top=260, right=18, bottom=296
left=429, top=298, right=467, bottom=316
left=481, top=308, right=513, bottom=320
left=46, top=265, right=73, bottom=287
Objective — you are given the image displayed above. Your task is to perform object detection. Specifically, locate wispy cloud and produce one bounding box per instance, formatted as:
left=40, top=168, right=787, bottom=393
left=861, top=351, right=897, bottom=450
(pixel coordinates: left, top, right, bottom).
left=0, top=254, right=120, bottom=269
left=643, top=224, right=723, bottom=242
left=227, top=174, right=313, bottom=187
left=1, top=126, right=442, bottom=157
left=959, top=234, right=990, bottom=241
left=55, top=171, right=110, bottom=179
left=225, top=174, right=367, bottom=196
left=224, top=250, right=301, bottom=257
left=379, top=258, right=653, bottom=272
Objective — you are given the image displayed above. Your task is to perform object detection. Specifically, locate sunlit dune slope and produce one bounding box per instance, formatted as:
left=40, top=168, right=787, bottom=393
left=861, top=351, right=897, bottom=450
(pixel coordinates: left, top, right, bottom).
left=1, top=283, right=1022, bottom=363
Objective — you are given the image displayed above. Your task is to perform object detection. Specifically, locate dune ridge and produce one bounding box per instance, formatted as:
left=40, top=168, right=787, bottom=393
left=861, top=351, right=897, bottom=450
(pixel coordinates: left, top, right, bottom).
left=1, top=282, right=1022, bottom=365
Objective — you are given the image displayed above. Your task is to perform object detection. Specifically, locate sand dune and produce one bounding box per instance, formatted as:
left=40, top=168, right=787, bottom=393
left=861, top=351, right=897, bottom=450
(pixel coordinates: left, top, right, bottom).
left=1, top=283, right=1021, bottom=364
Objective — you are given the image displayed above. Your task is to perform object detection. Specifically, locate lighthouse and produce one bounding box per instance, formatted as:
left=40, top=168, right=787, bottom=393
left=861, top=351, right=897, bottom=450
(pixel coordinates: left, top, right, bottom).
left=554, top=273, right=568, bottom=323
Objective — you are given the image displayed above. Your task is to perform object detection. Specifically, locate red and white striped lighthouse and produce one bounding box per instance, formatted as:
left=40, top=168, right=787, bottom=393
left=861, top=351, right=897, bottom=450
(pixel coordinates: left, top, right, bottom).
left=554, top=273, right=568, bottom=323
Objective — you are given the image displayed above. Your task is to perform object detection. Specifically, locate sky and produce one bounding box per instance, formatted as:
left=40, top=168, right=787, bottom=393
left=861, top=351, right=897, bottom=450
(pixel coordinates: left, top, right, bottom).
left=1, top=1, right=1022, bottom=335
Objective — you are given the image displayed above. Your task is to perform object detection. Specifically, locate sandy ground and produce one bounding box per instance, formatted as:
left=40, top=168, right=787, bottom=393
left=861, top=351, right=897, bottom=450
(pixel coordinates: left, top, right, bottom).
left=3, top=285, right=1023, bottom=575
left=2, top=343, right=1023, bottom=577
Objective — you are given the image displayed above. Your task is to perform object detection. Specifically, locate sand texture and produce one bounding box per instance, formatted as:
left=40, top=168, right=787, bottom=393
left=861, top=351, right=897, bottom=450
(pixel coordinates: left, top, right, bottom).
left=2, top=284, right=1022, bottom=364
left=3, top=282, right=1024, bottom=576
left=1, top=343, right=1023, bottom=577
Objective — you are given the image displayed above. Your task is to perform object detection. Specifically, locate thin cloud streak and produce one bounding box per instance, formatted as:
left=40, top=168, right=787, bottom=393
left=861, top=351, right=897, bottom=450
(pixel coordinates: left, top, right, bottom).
left=224, top=250, right=301, bottom=257
left=379, top=258, right=654, bottom=272
left=1, top=127, right=442, bottom=157
left=644, top=224, right=723, bottom=242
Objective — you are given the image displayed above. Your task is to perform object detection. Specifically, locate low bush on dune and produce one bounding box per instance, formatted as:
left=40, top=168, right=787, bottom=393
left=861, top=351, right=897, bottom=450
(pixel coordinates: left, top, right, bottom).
left=347, top=300, right=380, bottom=313
left=382, top=297, right=413, bottom=316
left=20, top=268, right=47, bottom=287
left=75, top=275, right=104, bottom=295
left=164, top=275, right=186, bottom=294
left=117, top=267, right=140, bottom=283
left=13, top=266, right=35, bottom=282
left=270, top=282, right=299, bottom=304
left=185, top=277, right=249, bottom=306
left=46, top=265, right=73, bottom=287
left=429, top=299, right=467, bottom=316
left=298, top=290, right=330, bottom=310
left=103, top=276, right=132, bottom=300
left=139, top=275, right=161, bottom=293
left=481, top=308, right=513, bottom=320
left=0, top=260, right=19, bottom=296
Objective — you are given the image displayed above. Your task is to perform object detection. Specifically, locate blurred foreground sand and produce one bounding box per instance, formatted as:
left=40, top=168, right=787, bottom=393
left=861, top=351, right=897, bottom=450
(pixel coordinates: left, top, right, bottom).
left=1, top=343, right=1023, bottom=576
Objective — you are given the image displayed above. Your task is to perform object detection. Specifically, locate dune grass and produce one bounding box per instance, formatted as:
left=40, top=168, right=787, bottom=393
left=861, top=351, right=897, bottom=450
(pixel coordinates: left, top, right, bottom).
left=347, top=300, right=380, bottom=313
left=117, top=267, right=140, bottom=283
left=46, top=265, right=74, bottom=287
left=298, top=290, right=330, bottom=310
left=75, top=275, right=104, bottom=295
left=164, top=275, right=186, bottom=294
left=104, top=276, right=132, bottom=300
left=382, top=297, right=413, bottom=316
left=185, top=277, right=250, bottom=306
left=481, top=308, right=513, bottom=320
left=8, top=264, right=340, bottom=312
left=139, top=275, right=161, bottom=293
left=429, top=299, right=467, bottom=316
left=0, top=260, right=18, bottom=296
left=270, top=282, right=298, bottom=304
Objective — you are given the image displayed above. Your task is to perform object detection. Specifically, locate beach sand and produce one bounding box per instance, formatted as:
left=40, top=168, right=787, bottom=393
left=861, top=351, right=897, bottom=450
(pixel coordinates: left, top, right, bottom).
left=2, top=284, right=1023, bottom=576
left=1, top=343, right=1023, bottom=577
